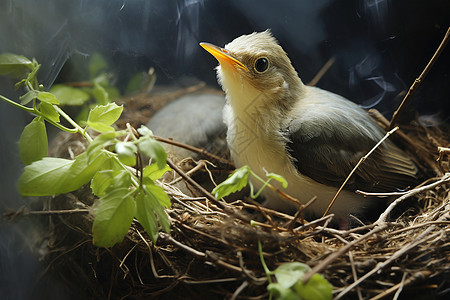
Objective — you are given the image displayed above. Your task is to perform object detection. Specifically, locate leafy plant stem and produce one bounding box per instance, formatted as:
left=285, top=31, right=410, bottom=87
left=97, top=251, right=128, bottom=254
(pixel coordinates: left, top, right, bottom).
left=249, top=170, right=272, bottom=199
left=102, top=149, right=140, bottom=188
left=258, top=239, right=273, bottom=299
left=53, top=105, right=93, bottom=142
left=0, top=94, right=34, bottom=113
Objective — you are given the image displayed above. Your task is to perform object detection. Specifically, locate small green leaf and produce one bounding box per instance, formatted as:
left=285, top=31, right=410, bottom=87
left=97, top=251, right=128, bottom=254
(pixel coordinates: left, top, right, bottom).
left=143, top=163, right=171, bottom=181
left=87, top=103, right=123, bottom=132
left=91, top=169, right=131, bottom=197
left=19, top=90, right=39, bottom=105
left=86, top=131, right=123, bottom=159
left=137, top=125, right=152, bottom=136
left=0, top=53, right=33, bottom=76
left=89, top=53, right=108, bottom=79
left=273, top=262, right=311, bottom=289
left=92, top=188, right=135, bottom=247
left=36, top=91, right=59, bottom=104
left=38, top=102, right=60, bottom=123
left=293, top=273, right=333, bottom=300
left=138, top=136, right=167, bottom=169
left=267, top=283, right=302, bottom=300
left=126, top=72, right=147, bottom=94
left=105, top=86, right=120, bottom=101
left=267, top=172, right=288, bottom=189
left=212, top=166, right=250, bottom=199
left=75, top=105, right=91, bottom=125
left=49, top=84, right=90, bottom=105
left=144, top=181, right=171, bottom=208
left=135, top=183, right=171, bottom=243
left=135, top=189, right=159, bottom=243
left=115, top=142, right=137, bottom=166
left=19, top=117, right=48, bottom=165
left=91, top=170, right=115, bottom=197
left=92, top=82, right=109, bottom=105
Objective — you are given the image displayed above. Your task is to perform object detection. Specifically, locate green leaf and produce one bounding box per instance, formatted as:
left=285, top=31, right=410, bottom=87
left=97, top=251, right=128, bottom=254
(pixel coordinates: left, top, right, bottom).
left=267, top=283, right=302, bottom=300
left=212, top=166, right=250, bottom=199
left=75, top=105, right=91, bottom=125
left=18, top=151, right=108, bottom=196
left=137, top=125, right=152, bottom=136
left=91, top=170, right=114, bottom=197
left=18, top=157, right=73, bottom=195
left=92, top=82, right=109, bottom=105
left=136, top=183, right=171, bottom=243
left=38, top=102, right=60, bottom=123
left=126, top=72, right=147, bottom=94
left=91, top=169, right=131, bottom=197
left=92, top=188, right=135, bottom=247
left=87, top=103, right=123, bottom=132
left=293, top=273, right=333, bottom=300
left=105, top=86, right=120, bottom=101
left=49, top=84, right=90, bottom=105
left=0, top=53, right=33, bottom=76
left=19, top=117, right=48, bottom=165
left=273, top=262, right=311, bottom=289
left=143, top=163, right=171, bottom=181
left=36, top=91, right=59, bottom=105
left=86, top=130, right=124, bottom=160
left=115, top=142, right=137, bottom=166
left=144, top=181, right=171, bottom=208
left=89, top=53, right=108, bottom=79
left=19, top=90, right=39, bottom=105
left=138, top=136, right=167, bottom=169
left=135, top=189, right=159, bottom=243
left=267, top=172, right=288, bottom=189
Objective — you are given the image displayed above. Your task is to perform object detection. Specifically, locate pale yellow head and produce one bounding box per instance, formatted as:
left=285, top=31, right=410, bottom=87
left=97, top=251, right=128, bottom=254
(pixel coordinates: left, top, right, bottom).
left=200, top=30, right=304, bottom=113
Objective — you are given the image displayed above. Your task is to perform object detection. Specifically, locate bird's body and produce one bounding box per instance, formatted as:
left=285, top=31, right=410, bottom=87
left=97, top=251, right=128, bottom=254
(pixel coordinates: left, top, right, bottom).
left=201, top=30, right=418, bottom=220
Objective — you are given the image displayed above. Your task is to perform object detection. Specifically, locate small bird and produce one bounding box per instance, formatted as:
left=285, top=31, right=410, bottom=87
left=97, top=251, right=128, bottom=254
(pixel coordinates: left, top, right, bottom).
left=200, top=30, right=418, bottom=222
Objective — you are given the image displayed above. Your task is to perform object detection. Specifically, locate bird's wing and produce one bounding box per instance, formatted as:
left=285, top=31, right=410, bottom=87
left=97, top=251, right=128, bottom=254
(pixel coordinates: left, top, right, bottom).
left=285, top=88, right=418, bottom=192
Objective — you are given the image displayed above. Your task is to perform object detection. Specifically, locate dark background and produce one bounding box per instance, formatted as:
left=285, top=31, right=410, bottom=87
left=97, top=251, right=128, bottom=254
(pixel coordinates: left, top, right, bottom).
left=0, top=0, right=448, bottom=298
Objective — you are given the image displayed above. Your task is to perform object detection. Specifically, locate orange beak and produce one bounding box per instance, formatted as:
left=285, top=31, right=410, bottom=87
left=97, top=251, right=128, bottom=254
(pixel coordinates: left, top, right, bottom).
left=200, top=42, right=249, bottom=72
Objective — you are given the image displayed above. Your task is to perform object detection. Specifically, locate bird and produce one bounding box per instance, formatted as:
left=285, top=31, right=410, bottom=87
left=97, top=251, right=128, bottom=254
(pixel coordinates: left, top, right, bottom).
left=200, top=30, right=418, bottom=223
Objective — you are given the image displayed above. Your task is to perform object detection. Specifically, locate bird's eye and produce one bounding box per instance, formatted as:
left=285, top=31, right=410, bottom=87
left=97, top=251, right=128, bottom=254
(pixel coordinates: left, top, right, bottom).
left=254, top=57, right=269, bottom=73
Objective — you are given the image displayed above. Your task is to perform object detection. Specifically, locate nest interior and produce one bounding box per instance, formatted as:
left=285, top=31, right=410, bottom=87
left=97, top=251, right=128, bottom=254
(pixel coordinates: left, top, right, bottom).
left=11, top=83, right=450, bottom=300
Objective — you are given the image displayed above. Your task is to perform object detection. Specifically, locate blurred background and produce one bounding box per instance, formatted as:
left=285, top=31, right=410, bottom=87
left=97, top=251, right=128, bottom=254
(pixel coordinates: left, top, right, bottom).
left=0, top=0, right=448, bottom=298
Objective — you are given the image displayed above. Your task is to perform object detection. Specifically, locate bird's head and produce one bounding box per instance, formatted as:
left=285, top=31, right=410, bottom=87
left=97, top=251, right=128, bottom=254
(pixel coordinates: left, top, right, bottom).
left=200, top=30, right=303, bottom=114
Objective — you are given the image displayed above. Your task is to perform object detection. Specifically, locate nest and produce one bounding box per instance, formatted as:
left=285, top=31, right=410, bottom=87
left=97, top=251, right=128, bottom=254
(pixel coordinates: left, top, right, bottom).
left=9, top=83, right=450, bottom=300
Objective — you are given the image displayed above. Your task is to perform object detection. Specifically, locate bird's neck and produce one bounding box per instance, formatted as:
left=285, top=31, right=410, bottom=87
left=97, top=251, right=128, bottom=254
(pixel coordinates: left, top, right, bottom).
left=226, top=82, right=283, bottom=135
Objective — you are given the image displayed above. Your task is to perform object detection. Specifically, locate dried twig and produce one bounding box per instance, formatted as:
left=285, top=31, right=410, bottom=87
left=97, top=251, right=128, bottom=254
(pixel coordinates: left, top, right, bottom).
left=375, top=173, right=450, bottom=224
left=159, top=232, right=243, bottom=273
left=369, top=271, right=432, bottom=300
left=155, top=135, right=233, bottom=167
left=389, top=27, right=450, bottom=129
left=335, top=212, right=449, bottom=299
left=369, top=109, right=441, bottom=175
left=307, top=57, right=336, bottom=86
left=302, top=224, right=388, bottom=283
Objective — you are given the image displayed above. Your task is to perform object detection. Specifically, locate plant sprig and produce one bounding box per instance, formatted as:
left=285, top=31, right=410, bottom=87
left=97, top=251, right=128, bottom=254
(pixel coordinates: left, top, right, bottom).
left=212, top=165, right=288, bottom=200
left=0, top=53, right=172, bottom=248
left=257, top=239, right=332, bottom=300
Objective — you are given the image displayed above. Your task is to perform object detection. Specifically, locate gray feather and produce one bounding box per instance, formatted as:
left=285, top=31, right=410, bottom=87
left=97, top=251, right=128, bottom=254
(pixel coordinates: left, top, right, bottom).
left=286, top=86, right=418, bottom=192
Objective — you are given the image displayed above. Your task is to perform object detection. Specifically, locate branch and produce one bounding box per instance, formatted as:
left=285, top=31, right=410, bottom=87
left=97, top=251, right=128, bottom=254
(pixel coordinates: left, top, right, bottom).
left=389, top=27, right=450, bottom=129
left=375, top=172, right=450, bottom=224
left=335, top=212, right=449, bottom=299
left=155, top=135, right=233, bottom=167
left=301, top=224, right=388, bottom=284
